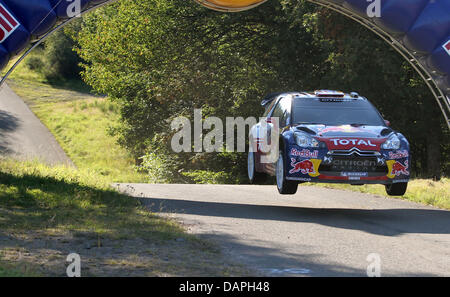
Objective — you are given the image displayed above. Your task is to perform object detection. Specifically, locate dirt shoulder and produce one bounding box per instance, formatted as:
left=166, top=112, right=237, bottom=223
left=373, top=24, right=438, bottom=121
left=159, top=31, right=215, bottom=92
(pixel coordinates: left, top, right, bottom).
left=0, top=229, right=251, bottom=277
left=0, top=160, right=252, bottom=277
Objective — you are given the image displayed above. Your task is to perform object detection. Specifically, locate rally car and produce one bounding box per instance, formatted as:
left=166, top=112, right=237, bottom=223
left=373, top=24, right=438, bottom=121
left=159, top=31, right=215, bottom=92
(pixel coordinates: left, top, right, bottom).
left=247, top=90, right=410, bottom=196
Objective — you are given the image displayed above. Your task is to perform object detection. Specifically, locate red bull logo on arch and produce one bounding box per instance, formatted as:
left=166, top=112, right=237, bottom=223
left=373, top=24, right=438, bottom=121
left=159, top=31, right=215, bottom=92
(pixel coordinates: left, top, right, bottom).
left=0, top=3, right=19, bottom=43
left=443, top=40, right=450, bottom=57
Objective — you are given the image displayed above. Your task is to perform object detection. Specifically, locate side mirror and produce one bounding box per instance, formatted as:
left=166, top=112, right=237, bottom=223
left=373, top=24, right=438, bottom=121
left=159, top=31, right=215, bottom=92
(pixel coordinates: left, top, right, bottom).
left=384, top=120, right=391, bottom=127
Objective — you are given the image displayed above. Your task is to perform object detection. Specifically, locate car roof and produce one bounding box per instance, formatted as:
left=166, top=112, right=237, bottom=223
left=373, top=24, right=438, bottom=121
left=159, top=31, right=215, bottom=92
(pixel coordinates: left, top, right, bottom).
left=261, top=90, right=367, bottom=106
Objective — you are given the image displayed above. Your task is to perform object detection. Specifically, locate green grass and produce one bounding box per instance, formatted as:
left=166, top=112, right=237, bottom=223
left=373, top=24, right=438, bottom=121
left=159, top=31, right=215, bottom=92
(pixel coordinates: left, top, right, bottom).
left=3, top=49, right=92, bottom=94
left=0, top=159, right=181, bottom=238
left=0, top=261, right=39, bottom=277
left=0, top=265, right=28, bottom=277
left=0, top=159, right=249, bottom=276
left=0, top=159, right=170, bottom=276
left=7, top=79, right=147, bottom=183
left=311, top=178, right=450, bottom=209
left=4, top=50, right=146, bottom=183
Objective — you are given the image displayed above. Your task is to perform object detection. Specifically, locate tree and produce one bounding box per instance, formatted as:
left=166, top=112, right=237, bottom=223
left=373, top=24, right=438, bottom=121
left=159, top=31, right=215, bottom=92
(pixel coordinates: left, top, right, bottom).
left=74, top=0, right=448, bottom=181
left=74, top=0, right=328, bottom=181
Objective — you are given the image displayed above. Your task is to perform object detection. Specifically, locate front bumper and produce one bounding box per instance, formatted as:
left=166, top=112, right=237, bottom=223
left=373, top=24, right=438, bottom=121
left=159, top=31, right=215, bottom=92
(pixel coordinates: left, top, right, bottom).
left=285, top=146, right=410, bottom=184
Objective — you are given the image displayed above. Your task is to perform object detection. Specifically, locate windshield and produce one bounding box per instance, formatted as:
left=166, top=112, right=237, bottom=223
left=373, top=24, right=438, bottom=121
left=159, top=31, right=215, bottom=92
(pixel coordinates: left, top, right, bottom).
left=292, top=98, right=385, bottom=126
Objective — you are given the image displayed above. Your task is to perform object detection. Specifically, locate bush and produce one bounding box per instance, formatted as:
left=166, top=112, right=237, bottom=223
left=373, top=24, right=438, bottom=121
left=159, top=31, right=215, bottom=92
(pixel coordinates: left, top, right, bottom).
left=25, top=56, right=44, bottom=71
left=181, top=170, right=238, bottom=184
left=41, top=29, right=83, bottom=81
left=138, top=152, right=181, bottom=184
left=23, top=22, right=84, bottom=82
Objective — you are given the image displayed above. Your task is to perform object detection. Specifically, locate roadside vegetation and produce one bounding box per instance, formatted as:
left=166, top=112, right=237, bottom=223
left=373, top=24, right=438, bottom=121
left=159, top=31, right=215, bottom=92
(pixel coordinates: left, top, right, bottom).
left=0, top=0, right=449, bottom=276
left=0, top=31, right=247, bottom=276
left=0, top=159, right=250, bottom=276
left=314, top=179, right=450, bottom=210
left=3, top=0, right=449, bottom=208
left=5, top=50, right=147, bottom=183
left=73, top=0, right=449, bottom=181
left=10, top=82, right=146, bottom=183
left=5, top=67, right=450, bottom=209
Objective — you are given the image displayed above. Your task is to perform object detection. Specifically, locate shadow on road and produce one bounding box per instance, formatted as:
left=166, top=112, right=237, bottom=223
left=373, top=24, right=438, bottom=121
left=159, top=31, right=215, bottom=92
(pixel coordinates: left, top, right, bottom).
left=139, top=197, right=450, bottom=237
left=0, top=110, right=20, bottom=154
left=192, top=232, right=438, bottom=277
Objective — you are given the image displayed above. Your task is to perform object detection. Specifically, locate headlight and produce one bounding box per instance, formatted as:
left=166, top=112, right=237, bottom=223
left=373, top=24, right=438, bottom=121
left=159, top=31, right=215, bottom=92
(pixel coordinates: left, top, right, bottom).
left=294, top=133, right=319, bottom=148
left=382, top=134, right=401, bottom=150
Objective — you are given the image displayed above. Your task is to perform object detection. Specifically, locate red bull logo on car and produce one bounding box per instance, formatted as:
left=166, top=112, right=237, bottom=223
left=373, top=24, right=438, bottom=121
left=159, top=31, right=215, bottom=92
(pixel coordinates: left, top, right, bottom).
left=391, top=160, right=409, bottom=176
left=388, top=150, right=409, bottom=159
left=0, top=4, right=19, bottom=43
left=289, top=159, right=315, bottom=175
left=290, top=148, right=318, bottom=158
left=386, top=160, right=409, bottom=178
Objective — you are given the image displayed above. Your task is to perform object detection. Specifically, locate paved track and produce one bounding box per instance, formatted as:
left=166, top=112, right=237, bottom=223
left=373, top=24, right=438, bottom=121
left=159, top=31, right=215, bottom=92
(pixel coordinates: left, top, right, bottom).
left=117, top=183, right=450, bottom=277
left=0, top=83, right=73, bottom=166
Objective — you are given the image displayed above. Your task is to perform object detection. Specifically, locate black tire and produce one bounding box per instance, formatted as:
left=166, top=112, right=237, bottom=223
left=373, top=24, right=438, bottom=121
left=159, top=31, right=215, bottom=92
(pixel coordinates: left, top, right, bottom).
left=276, top=151, right=298, bottom=195
left=385, top=182, right=408, bottom=196
left=248, top=152, right=266, bottom=184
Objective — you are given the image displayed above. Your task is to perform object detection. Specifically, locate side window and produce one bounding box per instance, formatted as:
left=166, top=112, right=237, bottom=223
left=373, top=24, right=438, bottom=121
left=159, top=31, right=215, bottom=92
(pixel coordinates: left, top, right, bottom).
left=270, top=97, right=291, bottom=127
left=263, top=99, right=277, bottom=117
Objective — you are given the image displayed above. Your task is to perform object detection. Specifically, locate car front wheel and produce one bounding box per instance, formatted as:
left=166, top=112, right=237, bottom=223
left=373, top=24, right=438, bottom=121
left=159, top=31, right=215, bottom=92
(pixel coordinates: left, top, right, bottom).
left=385, top=182, right=408, bottom=196
left=276, top=151, right=298, bottom=195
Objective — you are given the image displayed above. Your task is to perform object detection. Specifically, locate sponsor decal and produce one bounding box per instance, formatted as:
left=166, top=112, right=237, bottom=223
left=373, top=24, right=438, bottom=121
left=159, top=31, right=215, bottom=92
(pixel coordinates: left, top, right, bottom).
left=340, top=172, right=369, bottom=177
left=289, top=158, right=321, bottom=177
left=319, top=125, right=363, bottom=134
left=333, top=159, right=377, bottom=167
left=388, top=150, right=409, bottom=159
left=0, top=4, right=19, bottom=43
left=287, top=177, right=312, bottom=182
left=319, top=137, right=386, bottom=150
left=386, top=160, right=409, bottom=178
left=443, top=40, right=450, bottom=57
left=392, top=179, right=409, bottom=183
left=330, top=139, right=377, bottom=147
left=290, top=148, right=319, bottom=158
left=317, top=125, right=379, bottom=137
left=318, top=174, right=388, bottom=181
left=290, top=159, right=315, bottom=175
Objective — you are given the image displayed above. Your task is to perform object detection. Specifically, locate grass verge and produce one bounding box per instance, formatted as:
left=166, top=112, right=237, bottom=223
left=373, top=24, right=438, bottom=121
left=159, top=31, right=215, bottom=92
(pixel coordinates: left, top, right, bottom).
left=0, top=159, right=250, bottom=276
left=310, top=178, right=450, bottom=210
left=7, top=78, right=147, bottom=183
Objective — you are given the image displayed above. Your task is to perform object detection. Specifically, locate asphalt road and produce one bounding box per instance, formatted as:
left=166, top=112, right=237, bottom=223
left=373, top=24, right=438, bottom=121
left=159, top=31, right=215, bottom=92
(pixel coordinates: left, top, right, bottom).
left=117, top=183, right=450, bottom=277
left=0, top=83, right=73, bottom=166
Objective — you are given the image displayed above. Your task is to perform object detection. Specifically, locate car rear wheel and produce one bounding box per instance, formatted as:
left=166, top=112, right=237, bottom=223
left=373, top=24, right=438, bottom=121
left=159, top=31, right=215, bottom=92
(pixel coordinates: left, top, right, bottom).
left=385, top=182, right=408, bottom=196
left=248, top=152, right=266, bottom=184
left=276, top=151, right=298, bottom=195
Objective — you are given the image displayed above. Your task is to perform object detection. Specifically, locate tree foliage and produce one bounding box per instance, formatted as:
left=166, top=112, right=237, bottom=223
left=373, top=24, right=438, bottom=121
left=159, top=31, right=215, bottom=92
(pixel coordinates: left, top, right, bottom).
left=27, top=22, right=83, bottom=81
left=74, top=0, right=448, bottom=181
